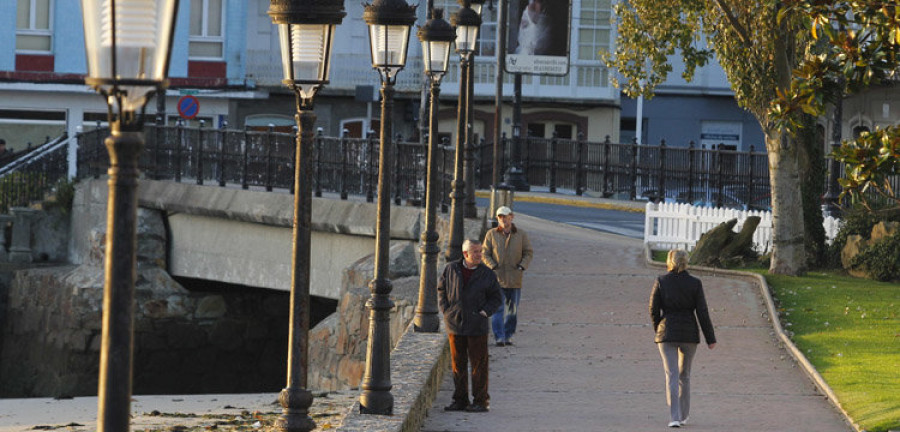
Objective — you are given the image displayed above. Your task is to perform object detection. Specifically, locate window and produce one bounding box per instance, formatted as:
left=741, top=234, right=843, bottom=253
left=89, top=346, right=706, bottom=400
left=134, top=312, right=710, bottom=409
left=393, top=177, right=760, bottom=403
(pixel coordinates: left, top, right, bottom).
left=577, top=0, right=611, bottom=62
left=190, top=0, right=225, bottom=59
left=16, top=0, right=52, bottom=52
left=476, top=4, right=497, bottom=58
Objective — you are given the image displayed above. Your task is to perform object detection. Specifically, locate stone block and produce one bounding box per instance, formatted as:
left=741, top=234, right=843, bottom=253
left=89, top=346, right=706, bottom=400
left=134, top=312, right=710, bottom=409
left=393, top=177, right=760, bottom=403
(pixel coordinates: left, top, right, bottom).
left=196, top=295, right=227, bottom=319
left=870, top=221, right=899, bottom=242
left=841, top=235, right=868, bottom=270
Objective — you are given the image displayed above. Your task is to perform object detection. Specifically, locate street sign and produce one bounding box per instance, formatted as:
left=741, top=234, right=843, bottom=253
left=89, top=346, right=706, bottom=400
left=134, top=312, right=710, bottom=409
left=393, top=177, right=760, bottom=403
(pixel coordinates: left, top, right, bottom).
left=177, top=95, right=200, bottom=120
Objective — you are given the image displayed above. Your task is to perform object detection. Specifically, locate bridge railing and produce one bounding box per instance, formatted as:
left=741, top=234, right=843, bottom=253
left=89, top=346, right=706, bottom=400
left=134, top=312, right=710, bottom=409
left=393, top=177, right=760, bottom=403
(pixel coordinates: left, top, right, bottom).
left=74, top=123, right=779, bottom=212
left=76, top=123, right=430, bottom=204
left=0, top=133, right=72, bottom=213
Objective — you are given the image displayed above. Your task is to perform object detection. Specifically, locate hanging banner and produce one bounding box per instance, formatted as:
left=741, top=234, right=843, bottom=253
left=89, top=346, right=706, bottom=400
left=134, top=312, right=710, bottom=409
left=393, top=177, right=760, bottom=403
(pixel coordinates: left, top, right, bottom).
left=504, top=0, right=572, bottom=76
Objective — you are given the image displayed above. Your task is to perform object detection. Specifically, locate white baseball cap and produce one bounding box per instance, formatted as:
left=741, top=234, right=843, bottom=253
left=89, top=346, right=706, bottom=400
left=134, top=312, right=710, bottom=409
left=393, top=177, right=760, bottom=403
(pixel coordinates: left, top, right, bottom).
left=496, top=206, right=513, bottom=216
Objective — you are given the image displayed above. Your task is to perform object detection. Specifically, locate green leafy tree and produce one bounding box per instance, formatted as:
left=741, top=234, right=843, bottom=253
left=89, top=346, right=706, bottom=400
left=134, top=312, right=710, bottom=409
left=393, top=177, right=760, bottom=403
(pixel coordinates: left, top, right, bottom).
left=606, top=0, right=814, bottom=274
left=770, top=1, right=900, bottom=213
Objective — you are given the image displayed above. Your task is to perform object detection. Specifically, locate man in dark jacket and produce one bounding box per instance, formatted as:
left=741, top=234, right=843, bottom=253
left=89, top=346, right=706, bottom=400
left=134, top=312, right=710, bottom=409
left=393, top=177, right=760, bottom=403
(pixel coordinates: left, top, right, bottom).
left=437, top=239, right=503, bottom=413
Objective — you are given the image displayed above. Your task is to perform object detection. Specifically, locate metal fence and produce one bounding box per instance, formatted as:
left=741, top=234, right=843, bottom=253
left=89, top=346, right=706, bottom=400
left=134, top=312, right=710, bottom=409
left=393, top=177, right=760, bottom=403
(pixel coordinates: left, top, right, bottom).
left=63, top=124, right=776, bottom=212
left=76, top=124, right=431, bottom=206
left=0, top=134, right=71, bottom=213
left=474, top=135, right=772, bottom=211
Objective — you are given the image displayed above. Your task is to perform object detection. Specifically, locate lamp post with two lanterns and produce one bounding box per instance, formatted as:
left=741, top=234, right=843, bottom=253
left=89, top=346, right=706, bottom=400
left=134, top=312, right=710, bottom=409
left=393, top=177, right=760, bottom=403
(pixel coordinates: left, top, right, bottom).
left=359, top=0, right=417, bottom=415
left=413, top=8, right=455, bottom=333
left=266, top=0, right=345, bottom=431
left=79, top=0, right=179, bottom=430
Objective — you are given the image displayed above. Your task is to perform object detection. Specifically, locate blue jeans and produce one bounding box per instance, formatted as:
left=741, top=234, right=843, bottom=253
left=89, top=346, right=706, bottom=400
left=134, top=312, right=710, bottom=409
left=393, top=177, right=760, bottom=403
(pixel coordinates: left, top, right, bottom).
left=492, top=288, right=521, bottom=342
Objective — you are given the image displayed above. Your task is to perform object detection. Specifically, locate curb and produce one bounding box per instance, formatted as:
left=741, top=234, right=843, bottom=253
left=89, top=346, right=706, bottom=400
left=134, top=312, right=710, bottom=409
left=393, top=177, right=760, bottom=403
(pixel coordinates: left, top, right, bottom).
left=643, top=245, right=860, bottom=432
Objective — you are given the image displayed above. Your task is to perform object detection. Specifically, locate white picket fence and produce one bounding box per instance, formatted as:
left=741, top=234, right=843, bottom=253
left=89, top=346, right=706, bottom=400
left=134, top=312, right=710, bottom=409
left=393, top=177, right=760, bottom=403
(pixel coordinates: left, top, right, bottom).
left=644, top=202, right=843, bottom=253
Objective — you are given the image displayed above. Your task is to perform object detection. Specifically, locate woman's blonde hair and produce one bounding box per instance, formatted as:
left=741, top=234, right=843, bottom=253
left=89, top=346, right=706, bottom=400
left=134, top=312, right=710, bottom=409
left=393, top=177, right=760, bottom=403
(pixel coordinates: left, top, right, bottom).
left=666, top=249, right=689, bottom=273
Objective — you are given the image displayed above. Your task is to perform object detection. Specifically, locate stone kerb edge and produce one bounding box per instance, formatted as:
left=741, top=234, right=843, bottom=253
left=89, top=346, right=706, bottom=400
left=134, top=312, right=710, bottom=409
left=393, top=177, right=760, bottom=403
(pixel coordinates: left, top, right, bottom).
left=336, top=320, right=450, bottom=432
left=642, top=244, right=861, bottom=432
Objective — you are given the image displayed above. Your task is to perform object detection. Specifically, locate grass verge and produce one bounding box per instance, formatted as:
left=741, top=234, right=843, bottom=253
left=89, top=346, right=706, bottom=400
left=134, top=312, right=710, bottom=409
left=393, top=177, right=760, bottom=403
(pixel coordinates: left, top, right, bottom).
left=764, top=271, right=900, bottom=432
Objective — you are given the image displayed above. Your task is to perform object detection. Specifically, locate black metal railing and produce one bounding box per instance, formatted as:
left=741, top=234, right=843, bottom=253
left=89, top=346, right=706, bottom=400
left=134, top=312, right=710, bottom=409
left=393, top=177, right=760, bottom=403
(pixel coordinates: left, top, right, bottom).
left=72, top=122, right=778, bottom=211
left=0, top=133, right=71, bottom=213
left=476, top=135, right=773, bottom=211
left=77, top=123, right=430, bottom=205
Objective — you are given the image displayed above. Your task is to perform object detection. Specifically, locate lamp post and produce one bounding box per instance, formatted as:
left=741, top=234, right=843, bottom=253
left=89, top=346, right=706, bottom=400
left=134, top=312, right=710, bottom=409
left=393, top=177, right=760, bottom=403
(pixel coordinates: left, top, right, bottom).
left=360, top=0, right=416, bottom=415
left=413, top=8, right=455, bottom=333
left=80, top=1, right=178, bottom=431
left=267, top=1, right=344, bottom=431
left=446, top=0, right=481, bottom=262
left=462, top=0, right=484, bottom=219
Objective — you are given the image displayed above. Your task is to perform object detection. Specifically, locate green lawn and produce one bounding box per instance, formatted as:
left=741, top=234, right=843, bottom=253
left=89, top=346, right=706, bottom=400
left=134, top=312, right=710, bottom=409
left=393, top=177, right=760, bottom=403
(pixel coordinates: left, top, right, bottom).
left=764, top=272, right=900, bottom=432
left=650, top=252, right=900, bottom=431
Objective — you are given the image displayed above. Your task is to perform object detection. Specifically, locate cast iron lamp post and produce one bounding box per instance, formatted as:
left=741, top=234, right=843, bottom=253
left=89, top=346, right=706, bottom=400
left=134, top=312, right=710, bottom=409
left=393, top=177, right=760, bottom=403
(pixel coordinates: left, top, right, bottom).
left=267, top=1, right=345, bottom=431
left=462, top=0, right=484, bottom=219
left=445, top=0, right=480, bottom=262
left=80, top=1, right=178, bottom=431
left=413, top=8, right=455, bottom=333
left=360, top=0, right=416, bottom=415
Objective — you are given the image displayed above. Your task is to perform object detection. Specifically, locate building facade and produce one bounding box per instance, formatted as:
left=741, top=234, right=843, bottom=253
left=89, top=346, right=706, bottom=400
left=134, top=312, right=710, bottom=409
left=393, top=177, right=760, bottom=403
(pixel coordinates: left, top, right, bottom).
left=3, top=0, right=894, bottom=166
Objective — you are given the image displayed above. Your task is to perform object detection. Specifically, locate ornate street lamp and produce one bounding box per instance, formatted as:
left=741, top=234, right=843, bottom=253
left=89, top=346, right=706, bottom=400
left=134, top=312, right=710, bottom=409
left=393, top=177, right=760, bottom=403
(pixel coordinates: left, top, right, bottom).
left=267, top=1, right=345, bottom=431
left=446, top=0, right=481, bottom=262
left=462, top=0, right=485, bottom=219
left=360, top=0, right=416, bottom=415
left=413, top=8, right=455, bottom=333
left=80, top=1, right=178, bottom=431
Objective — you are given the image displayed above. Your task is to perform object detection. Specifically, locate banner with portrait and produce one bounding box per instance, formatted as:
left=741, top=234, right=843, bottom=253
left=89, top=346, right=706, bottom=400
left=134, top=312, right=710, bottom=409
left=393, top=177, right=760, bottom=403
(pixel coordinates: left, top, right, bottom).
left=504, top=0, right=572, bottom=76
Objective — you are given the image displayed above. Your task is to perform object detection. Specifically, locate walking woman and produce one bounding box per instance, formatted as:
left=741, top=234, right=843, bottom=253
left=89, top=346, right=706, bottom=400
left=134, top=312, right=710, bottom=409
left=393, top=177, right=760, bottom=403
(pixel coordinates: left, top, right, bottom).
left=649, top=249, right=717, bottom=428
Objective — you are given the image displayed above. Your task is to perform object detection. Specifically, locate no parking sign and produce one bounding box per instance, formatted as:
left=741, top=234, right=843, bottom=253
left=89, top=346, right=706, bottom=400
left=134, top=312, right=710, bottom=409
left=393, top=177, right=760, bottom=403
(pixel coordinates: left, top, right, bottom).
left=177, top=95, right=200, bottom=120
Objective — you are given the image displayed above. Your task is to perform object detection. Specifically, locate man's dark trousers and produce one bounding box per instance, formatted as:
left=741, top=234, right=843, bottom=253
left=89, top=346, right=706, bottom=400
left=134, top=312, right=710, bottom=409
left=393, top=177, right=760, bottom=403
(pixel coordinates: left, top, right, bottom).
left=448, top=333, right=489, bottom=407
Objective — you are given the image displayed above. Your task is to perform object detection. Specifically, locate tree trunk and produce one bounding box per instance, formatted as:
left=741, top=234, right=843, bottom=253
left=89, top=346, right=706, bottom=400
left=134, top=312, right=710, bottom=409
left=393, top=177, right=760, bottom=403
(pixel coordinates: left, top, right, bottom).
left=765, top=129, right=807, bottom=275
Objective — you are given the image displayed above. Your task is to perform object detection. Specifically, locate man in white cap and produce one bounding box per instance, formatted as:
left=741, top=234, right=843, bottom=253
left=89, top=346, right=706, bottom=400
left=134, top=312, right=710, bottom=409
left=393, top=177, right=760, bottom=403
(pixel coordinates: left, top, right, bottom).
left=482, top=206, right=533, bottom=346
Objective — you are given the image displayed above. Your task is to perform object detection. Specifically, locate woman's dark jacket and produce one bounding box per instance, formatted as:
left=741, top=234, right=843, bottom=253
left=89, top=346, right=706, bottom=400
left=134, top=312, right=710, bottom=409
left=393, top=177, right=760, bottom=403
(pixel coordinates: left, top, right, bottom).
left=649, top=270, right=716, bottom=344
left=437, top=260, right=503, bottom=336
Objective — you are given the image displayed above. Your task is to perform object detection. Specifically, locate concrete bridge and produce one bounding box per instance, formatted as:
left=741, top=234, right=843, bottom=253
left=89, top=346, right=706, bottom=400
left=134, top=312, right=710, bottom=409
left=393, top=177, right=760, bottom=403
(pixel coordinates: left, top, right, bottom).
left=0, top=177, right=483, bottom=399
left=69, top=179, right=426, bottom=301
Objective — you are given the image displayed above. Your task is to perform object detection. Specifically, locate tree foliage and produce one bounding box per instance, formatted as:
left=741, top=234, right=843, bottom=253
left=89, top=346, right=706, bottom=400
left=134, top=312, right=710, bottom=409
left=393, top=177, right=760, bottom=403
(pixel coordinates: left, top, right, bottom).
left=606, top=0, right=813, bottom=275
left=770, top=1, right=900, bottom=211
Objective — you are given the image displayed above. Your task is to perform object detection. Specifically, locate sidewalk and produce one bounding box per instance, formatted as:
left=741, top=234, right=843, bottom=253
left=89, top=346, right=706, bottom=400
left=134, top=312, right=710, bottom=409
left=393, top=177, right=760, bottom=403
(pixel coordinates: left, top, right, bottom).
left=420, top=213, right=851, bottom=432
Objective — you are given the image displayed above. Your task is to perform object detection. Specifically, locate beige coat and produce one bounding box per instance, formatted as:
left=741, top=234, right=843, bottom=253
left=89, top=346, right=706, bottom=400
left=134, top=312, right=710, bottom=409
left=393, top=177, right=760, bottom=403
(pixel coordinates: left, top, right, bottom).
left=482, top=224, right=533, bottom=288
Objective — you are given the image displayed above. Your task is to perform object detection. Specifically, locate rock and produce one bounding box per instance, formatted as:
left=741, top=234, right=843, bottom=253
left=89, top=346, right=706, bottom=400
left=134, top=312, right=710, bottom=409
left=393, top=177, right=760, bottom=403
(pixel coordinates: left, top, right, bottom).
left=689, top=218, right=761, bottom=268
left=689, top=219, right=738, bottom=267
left=870, top=221, right=899, bottom=242
left=195, top=295, right=227, bottom=319
left=720, top=216, right=761, bottom=260
left=841, top=235, right=868, bottom=271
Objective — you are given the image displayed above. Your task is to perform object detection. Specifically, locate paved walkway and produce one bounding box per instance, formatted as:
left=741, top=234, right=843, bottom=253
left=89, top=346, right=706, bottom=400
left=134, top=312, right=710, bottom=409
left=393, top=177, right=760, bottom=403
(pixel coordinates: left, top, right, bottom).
left=420, top=213, right=851, bottom=432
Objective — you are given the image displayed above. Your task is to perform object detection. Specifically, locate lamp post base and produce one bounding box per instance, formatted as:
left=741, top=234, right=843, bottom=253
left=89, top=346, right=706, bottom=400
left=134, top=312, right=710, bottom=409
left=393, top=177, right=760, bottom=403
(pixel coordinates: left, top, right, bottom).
left=503, top=167, right=530, bottom=192
left=276, top=388, right=315, bottom=432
